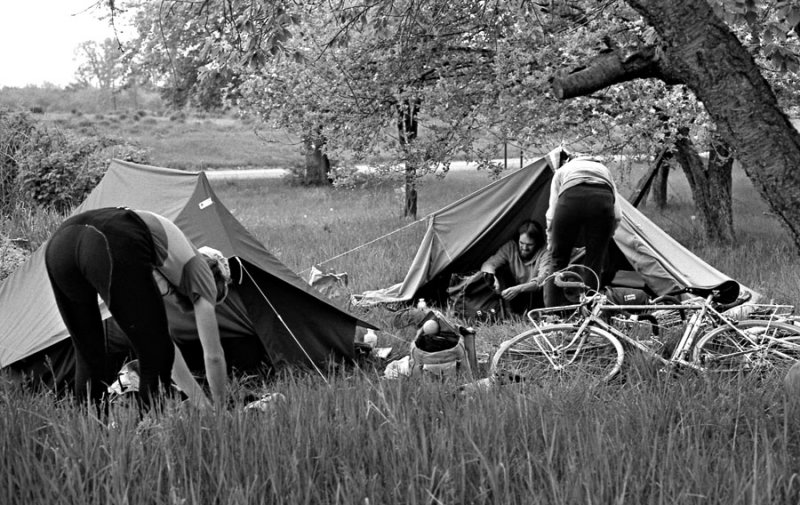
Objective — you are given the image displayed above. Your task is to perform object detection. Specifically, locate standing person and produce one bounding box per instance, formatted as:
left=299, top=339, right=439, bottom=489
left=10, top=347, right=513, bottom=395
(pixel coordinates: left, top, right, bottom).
left=44, top=207, right=229, bottom=411
left=544, top=156, right=622, bottom=307
left=480, top=219, right=550, bottom=315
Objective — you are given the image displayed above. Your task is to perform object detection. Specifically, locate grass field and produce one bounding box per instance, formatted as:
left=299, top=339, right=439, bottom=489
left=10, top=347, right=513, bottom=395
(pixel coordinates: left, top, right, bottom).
left=2, top=115, right=800, bottom=504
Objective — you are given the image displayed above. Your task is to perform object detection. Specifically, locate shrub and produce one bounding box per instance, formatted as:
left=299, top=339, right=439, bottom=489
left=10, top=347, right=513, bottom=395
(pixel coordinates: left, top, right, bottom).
left=0, top=110, right=39, bottom=215
left=0, top=109, right=150, bottom=216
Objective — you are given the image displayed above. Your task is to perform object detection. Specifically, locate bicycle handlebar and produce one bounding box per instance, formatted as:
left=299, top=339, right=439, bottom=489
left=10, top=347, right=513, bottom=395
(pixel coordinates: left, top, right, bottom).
left=553, top=272, right=588, bottom=290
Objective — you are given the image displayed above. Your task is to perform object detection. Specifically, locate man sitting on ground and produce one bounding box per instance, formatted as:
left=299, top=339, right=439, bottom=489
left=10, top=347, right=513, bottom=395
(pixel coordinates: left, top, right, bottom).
left=480, top=220, right=550, bottom=315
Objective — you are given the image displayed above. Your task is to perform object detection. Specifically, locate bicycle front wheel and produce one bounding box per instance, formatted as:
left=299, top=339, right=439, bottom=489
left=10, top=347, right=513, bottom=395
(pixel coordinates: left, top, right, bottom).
left=692, top=319, right=800, bottom=373
left=489, top=324, right=624, bottom=385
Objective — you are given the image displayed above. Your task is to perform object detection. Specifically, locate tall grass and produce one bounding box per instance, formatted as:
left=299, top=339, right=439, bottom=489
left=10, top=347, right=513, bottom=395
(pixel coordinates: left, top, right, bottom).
left=2, top=156, right=800, bottom=504
left=2, top=372, right=800, bottom=504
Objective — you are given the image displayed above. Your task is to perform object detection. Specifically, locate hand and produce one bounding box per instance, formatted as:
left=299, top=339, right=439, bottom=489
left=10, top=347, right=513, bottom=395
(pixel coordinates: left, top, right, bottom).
left=501, top=285, right=524, bottom=301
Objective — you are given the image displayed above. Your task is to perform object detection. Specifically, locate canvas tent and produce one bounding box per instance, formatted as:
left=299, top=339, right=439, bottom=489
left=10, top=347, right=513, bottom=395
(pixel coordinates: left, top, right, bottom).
left=358, top=147, right=757, bottom=307
left=0, top=159, right=376, bottom=389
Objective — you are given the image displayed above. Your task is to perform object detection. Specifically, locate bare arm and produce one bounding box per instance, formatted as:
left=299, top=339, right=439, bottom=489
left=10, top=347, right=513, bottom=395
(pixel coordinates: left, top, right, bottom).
left=171, top=344, right=212, bottom=409
left=193, top=297, right=227, bottom=407
left=501, top=280, right=541, bottom=300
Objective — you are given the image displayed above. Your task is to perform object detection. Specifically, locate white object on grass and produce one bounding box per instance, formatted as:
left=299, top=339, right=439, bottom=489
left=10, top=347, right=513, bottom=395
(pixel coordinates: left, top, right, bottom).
left=384, top=356, right=412, bottom=379
left=364, top=328, right=378, bottom=347
left=421, top=319, right=440, bottom=335
left=244, top=392, right=287, bottom=412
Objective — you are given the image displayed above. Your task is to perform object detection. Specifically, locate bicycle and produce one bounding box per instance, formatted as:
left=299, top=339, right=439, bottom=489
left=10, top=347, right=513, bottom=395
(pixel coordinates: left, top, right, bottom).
left=489, top=271, right=800, bottom=384
left=692, top=303, right=800, bottom=373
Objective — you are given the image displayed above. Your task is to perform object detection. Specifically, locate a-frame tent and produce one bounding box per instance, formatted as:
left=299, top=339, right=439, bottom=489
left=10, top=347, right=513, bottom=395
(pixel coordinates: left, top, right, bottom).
left=358, top=147, right=757, bottom=307
left=1, top=159, right=376, bottom=388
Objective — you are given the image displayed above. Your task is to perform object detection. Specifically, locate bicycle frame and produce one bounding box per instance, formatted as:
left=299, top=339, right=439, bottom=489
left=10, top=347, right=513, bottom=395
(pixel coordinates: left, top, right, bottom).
left=522, top=276, right=800, bottom=375
left=526, top=293, right=731, bottom=372
left=526, top=317, right=600, bottom=372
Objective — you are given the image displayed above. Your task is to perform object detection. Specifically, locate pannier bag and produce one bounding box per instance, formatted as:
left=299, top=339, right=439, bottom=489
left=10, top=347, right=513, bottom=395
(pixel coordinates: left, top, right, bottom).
left=603, top=286, right=650, bottom=306
left=447, top=271, right=505, bottom=323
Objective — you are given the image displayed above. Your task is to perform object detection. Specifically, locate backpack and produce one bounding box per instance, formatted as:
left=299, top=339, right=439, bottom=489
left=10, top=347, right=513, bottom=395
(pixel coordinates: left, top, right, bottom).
left=409, top=310, right=474, bottom=379
left=447, top=271, right=505, bottom=323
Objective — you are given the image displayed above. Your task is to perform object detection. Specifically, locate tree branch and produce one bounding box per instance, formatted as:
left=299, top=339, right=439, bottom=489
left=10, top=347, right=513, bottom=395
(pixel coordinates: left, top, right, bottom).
left=551, top=44, right=680, bottom=99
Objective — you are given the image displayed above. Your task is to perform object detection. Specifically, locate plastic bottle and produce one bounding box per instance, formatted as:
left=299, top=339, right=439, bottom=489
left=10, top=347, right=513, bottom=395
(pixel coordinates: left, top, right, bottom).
left=364, top=328, right=378, bottom=347
left=723, top=303, right=756, bottom=321
left=417, top=298, right=428, bottom=309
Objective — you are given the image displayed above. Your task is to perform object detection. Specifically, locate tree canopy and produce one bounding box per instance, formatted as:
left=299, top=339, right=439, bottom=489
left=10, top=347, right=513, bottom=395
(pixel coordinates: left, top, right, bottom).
left=105, top=0, right=800, bottom=247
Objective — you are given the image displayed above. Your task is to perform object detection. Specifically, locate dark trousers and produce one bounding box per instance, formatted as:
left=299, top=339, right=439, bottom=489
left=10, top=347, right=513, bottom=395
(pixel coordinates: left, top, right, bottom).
left=544, top=184, right=616, bottom=307
left=44, top=208, right=174, bottom=410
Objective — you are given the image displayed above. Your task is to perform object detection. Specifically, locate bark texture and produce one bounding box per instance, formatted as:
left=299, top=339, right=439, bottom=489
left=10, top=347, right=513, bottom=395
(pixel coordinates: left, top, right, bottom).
left=673, top=131, right=735, bottom=244
left=302, top=130, right=332, bottom=186
left=627, top=0, right=800, bottom=250
left=552, top=46, right=674, bottom=99
left=397, top=99, right=420, bottom=219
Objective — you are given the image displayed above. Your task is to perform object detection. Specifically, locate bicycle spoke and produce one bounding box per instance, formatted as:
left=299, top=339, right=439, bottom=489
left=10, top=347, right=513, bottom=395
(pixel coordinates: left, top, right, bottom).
left=490, top=324, right=623, bottom=385
left=693, top=320, right=800, bottom=374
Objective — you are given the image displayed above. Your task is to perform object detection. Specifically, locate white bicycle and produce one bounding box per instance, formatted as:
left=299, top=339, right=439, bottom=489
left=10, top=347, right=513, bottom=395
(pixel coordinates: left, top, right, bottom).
left=490, top=272, right=800, bottom=384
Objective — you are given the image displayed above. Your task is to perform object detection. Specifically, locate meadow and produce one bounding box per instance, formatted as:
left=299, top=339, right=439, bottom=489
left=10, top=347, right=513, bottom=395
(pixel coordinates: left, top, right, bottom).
left=2, top=112, right=800, bottom=504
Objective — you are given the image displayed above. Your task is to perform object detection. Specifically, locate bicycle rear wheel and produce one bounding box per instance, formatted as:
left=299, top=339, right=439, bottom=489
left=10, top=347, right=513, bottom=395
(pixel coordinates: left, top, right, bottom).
left=489, top=324, right=624, bottom=385
left=692, top=320, right=800, bottom=373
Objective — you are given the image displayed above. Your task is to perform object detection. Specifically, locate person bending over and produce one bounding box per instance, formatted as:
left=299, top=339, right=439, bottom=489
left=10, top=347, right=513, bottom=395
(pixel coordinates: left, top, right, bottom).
left=480, top=219, right=550, bottom=315
left=44, top=207, right=230, bottom=411
left=544, top=156, right=622, bottom=307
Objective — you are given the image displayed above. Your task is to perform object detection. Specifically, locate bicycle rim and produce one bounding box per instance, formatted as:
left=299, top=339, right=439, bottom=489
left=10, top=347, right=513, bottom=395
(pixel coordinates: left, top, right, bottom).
left=692, top=320, right=800, bottom=374
left=489, top=324, right=624, bottom=385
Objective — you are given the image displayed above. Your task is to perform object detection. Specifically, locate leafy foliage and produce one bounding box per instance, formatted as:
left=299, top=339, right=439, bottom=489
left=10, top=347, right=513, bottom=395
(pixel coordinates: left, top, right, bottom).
left=0, top=110, right=149, bottom=215
left=111, top=0, right=799, bottom=205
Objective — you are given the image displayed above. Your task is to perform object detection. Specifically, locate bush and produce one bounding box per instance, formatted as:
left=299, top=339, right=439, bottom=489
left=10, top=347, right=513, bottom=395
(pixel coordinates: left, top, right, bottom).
left=0, top=110, right=39, bottom=215
left=0, top=109, right=150, bottom=216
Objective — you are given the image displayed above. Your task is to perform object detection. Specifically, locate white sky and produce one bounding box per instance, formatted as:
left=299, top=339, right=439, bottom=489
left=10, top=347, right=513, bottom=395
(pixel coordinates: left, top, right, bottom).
left=0, top=0, right=129, bottom=88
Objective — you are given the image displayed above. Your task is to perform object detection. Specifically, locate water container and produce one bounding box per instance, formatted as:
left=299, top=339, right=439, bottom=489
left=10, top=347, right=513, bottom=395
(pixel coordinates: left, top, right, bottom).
left=723, top=303, right=756, bottom=321
left=364, top=328, right=378, bottom=347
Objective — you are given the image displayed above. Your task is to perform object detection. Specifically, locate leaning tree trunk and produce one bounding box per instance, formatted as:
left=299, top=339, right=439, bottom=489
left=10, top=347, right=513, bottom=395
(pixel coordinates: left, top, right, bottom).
left=673, top=130, right=735, bottom=243
left=652, top=154, right=670, bottom=209
left=626, top=0, right=800, bottom=251
left=397, top=98, right=420, bottom=219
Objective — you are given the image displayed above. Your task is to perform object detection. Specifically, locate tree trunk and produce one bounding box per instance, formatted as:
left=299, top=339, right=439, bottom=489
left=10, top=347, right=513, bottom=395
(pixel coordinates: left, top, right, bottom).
left=302, top=128, right=332, bottom=186
left=653, top=158, right=669, bottom=209
left=626, top=0, right=800, bottom=251
left=673, top=129, right=735, bottom=243
left=397, top=98, right=420, bottom=219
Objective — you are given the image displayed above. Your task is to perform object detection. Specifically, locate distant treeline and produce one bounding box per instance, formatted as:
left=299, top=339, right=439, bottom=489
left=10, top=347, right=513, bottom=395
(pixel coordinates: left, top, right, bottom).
left=0, top=85, right=165, bottom=116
